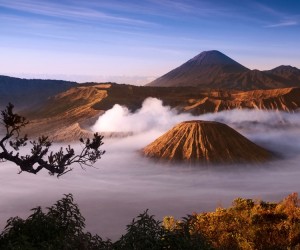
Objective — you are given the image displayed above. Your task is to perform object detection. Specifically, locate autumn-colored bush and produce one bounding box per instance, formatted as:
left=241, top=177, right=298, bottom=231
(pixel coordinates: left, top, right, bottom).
left=163, top=193, right=300, bottom=250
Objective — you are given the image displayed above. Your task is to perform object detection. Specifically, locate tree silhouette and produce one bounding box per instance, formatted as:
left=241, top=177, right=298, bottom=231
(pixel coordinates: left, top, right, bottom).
left=0, top=194, right=112, bottom=249
left=0, top=103, right=105, bottom=177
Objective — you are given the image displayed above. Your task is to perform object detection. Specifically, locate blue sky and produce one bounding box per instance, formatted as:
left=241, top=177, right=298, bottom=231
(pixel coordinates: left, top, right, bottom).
left=0, top=0, right=300, bottom=84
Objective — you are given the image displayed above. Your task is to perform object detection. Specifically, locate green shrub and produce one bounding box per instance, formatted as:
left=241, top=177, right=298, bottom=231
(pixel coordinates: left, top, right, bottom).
left=0, top=194, right=112, bottom=250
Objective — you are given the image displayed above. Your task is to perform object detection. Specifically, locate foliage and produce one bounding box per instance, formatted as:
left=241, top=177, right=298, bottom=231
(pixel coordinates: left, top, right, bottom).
left=162, top=214, right=214, bottom=250
left=1, top=193, right=300, bottom=249
left=114, top=209, right=163, bottom=250
left=0, top=194, right=112, bottom=250
left=164, top=193, right=300, bottom=250
left=0, top=103, right=105, bottom=177
left=114, top=209, right=212, bottom=249
left=0, top=196, right=212, bottom=250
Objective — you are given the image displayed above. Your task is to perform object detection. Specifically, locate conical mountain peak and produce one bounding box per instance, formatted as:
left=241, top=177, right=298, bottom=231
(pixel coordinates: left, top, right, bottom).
left=143, top=120, right=272, bottom=164
left=147, top=50, right=249, bottom=88
left=187, top=50, right=242, bottom=66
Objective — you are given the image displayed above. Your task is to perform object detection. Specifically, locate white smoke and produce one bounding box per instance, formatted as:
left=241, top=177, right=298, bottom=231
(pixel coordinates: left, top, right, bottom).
left=92, top=97, right=300, bottom=137
left=92, top=97, right=191, bottom=133
left=201, top=109, right=287, bottom=124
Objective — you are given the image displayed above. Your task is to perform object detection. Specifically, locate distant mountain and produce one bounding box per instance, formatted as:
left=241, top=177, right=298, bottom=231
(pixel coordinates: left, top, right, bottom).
left=265, top=65, right=300, bottom=83
left=0, top=75, right=77, bottom=109
left=225, top=70, right=285, bottom=89
left=143, top=120, right=272, bottom=164
left=148, top=50, right=248, bottom=88
left=147, top=51, right=300, bottom=90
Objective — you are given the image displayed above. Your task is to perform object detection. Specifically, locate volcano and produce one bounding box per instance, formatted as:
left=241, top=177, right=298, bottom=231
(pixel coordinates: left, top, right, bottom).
left=143, top=120, right=272, bottom=164
left=147, top=50, right=300, bottom=90
left=147, top=50, right=248, bottom=88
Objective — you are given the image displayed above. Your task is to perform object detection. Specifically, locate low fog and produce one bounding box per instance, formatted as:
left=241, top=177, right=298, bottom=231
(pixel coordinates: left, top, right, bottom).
left=1, top=98, right=300, bottom=240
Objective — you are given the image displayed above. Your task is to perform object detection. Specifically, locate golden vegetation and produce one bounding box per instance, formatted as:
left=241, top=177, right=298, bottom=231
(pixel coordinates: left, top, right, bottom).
left=163, top=193, right=300, bottom=249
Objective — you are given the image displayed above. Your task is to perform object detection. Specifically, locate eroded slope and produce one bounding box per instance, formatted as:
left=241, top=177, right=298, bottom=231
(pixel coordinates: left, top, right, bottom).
left=143, top=120, right=272, bottom=163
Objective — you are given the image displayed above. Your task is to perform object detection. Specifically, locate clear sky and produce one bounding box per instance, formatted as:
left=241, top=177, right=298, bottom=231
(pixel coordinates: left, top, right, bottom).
left=0, top=0, right=300, bottom=84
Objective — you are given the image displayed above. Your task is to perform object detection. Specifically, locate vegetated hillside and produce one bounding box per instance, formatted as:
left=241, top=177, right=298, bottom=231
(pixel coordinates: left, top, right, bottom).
left=143, top=120, right=272, bottom=164
left=0, top=75, right=77, bottom=109
left=147, top=50, right=300, bottom=90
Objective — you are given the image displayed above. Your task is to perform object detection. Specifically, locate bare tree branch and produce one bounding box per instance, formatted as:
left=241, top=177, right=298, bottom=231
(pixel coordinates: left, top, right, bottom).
left=0, top=103, right=105, bottom=177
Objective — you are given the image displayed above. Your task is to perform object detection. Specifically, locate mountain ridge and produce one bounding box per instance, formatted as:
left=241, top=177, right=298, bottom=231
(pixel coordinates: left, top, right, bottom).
left=0, top=75, right=77, bottom=109
left=20, top=83, right=300, bottom=141
left=147, top=50, right=300, bottom=90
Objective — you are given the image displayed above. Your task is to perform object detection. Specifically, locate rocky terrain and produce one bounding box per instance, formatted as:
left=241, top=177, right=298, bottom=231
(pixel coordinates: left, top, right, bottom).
left=90, top=84, right=300, bottom=115
left=21, top=85, right=108, bottom=141
left=15, top=83, right=300, bottom=141
left=143, top=120, right=272, bottom=163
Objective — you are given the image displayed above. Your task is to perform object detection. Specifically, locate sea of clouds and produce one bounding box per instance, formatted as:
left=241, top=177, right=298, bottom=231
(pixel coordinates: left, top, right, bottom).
left=1, top=97, right=300, bottom=240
